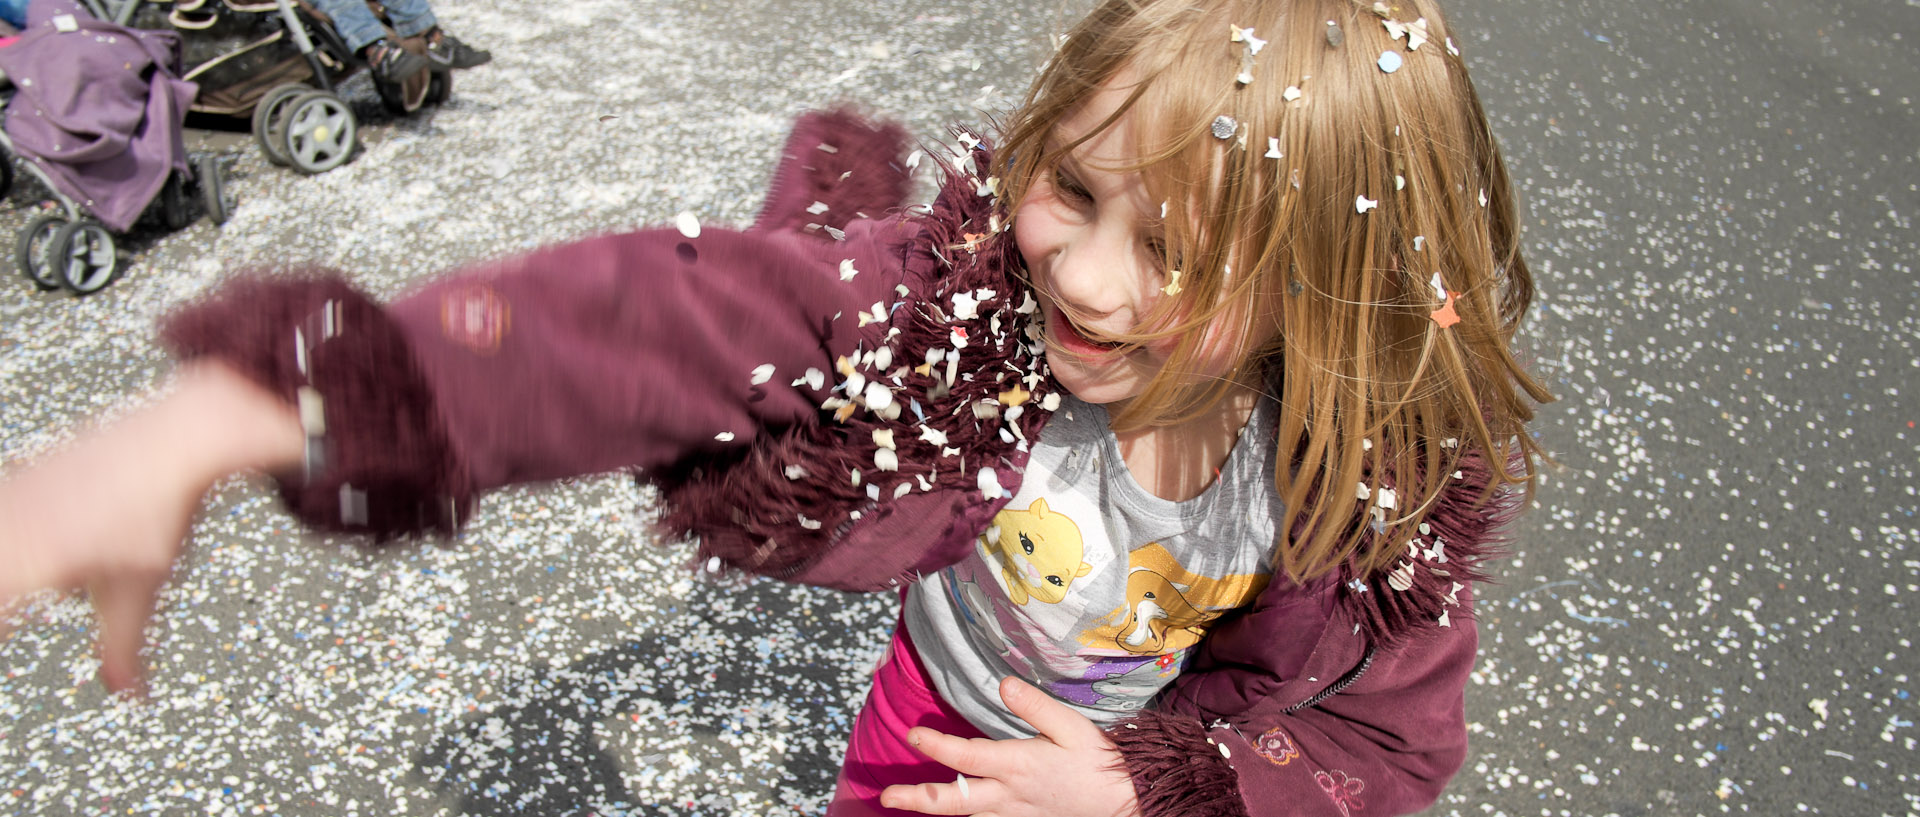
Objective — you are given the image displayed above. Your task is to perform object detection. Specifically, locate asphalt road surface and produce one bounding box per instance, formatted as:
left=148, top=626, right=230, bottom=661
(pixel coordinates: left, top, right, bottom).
left=1, top=0, right=1915, bottom=815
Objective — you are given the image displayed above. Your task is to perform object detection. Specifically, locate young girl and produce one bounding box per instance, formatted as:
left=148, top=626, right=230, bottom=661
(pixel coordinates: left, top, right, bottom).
left=0, top=0, right=1550, bottom=814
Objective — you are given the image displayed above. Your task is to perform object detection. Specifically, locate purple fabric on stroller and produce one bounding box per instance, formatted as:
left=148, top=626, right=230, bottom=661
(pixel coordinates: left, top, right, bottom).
left=0, top=0, right=198, bottom=232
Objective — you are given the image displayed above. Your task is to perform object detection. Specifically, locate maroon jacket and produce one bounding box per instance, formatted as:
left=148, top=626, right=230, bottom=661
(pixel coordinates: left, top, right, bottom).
left=162, top=111, right=1517, bottom=817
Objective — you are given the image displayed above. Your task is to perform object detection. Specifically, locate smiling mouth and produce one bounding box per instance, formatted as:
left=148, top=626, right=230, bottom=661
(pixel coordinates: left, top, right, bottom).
left=1048, top=307, right=1123, bottom=356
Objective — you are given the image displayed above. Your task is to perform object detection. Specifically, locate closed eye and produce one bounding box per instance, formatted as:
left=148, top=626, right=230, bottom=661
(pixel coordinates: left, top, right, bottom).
left=1051, top=167, right=1092, bottom=205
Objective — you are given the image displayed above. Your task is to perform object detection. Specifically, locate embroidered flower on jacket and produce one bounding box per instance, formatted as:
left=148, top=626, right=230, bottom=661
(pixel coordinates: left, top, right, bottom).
left=1254, top=726, right=1300, bottom=766
left=1314, top=769, right=1366, bottom=817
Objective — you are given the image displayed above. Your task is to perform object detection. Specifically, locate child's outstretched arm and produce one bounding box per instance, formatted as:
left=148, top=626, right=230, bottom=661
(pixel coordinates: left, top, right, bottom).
left=0, top=361, right=304, bottom=694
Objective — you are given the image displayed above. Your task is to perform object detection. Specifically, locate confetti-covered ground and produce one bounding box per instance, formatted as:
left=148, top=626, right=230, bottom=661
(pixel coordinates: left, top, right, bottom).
left=1, top=1, right=1915, bottom=815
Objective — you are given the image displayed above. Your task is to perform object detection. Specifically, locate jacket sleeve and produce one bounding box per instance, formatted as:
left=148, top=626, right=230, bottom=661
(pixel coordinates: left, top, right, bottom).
left=159, top=219, right=917, bottom=537
left=1106, top=610, right=1478, bottom=817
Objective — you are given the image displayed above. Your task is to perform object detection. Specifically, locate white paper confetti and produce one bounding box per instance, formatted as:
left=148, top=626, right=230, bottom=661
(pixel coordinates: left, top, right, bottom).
left=750, top=364, right=775, bottom=385
left=714, top=431, right=735, bottom=442
left=1377, top=50, right=1403, bottom=73
left=1355, top=195, right=1379, bottom=213
left=674, top=211, right=701, bottom=238
left=1266, top=137, right=1283, bottom=159
left=978, top=467, right=1004, bottom=499
left=952, top=291, right=981, bottom=320
left=840, top=259, right=859, bottom=281
left=864, top=381, right=894, bottom=411
left=1387, top=561, right=1416, bottom=591
left=1283, top=85, right=1302, bottom=102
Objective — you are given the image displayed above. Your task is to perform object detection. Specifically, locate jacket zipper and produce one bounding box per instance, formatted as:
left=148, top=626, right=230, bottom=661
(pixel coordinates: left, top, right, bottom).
left=1283, top=648, right=1376, bottom=714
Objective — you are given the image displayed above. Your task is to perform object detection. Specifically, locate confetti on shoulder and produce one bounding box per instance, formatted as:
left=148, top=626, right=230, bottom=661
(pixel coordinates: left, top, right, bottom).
left=715, top=431, right=736, bottom=442
left=674, top=211, right=701, bottom=238
left=840, top=259, right=859, bottom=281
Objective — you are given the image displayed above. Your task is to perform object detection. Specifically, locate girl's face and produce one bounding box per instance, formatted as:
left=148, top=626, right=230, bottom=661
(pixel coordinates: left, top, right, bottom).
left=1015, top=81, right=1256, bottom=406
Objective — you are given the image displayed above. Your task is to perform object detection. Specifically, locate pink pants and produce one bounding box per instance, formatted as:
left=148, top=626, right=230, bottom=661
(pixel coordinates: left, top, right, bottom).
left=827, top=621, right=989, bottom=816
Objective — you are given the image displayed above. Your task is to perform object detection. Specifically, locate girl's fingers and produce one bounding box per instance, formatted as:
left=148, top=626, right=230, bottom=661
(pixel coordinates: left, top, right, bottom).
left=904, top=726, right=1006, bottom=777
left=90, top=570, right=167, bottom=697
left=998, top=676, right=1102, bottom=748
left=880, top=774, right=1006, bottom=815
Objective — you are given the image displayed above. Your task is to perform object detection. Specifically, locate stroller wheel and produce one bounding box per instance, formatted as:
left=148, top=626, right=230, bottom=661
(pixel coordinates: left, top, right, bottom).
left=279, top=91, right=358, bottom=175
left=253, top=84, right=309, bottom=168
left=196, top=155, right=233, bottom=226
left=425, top=67, right=453, bottom=106
left=159, top=172, right=194, bottom=231
left=49, top=220, right=120, bottom=296
left=16, top=211, right=66, bottom=291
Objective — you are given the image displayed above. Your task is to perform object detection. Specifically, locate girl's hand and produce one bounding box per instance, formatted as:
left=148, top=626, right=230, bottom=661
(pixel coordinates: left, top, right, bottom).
left=0, top=363, right=304, bottom=695
left=881, top=677, right=1142, bottom=817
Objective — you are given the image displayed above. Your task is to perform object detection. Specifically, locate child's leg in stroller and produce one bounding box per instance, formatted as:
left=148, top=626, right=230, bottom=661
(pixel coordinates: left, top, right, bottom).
left=307, top=0, right=388, bottom=54
left=374, top=0, right=436, bottom=40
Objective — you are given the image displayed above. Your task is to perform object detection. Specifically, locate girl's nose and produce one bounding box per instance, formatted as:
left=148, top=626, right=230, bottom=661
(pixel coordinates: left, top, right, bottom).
left=1046, top=238, right=1134, bottom=317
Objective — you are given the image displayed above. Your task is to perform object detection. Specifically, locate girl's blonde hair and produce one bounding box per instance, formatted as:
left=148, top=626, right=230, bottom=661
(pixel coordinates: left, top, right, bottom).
left=994, top=0, right=1554, bottom=582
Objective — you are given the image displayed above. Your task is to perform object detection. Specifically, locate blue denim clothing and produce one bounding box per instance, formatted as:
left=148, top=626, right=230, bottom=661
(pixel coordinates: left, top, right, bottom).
left=310, top=0, right=436, bottom=54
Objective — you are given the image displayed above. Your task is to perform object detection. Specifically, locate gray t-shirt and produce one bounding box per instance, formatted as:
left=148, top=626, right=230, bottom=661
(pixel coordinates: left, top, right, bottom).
left=902, top=393, right=1285, bottom=739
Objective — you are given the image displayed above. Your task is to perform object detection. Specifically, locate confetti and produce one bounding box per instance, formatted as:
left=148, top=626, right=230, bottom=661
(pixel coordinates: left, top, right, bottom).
left=1387, top=561, right=1416, bottom=591
left=1283, top=85, right=1303, bottom=102
left=1383, top=16, right=1430, bottom=50
left=1266, top=138, right=1284, bottom=159
left=715, top=431, right=736, bottom=442
left=674, top=210, right=701, bottom=238
left=978, top=467, right=1005, bottom=499
left=1325, top=20, right=1343, bottom=47
left=952, top=291, right=982, bottom=320
left=956, top=774, right=971, bottom=799
left=1355, top=195, right=1379, bottom=213
left=1163, top=269, right=1184, bottom=296
left=750, top=364, right=775, bottom=386
left=840, top=259, right=859, bottom=280
left=1377, top=50, right=1403, bottom=73
left=1431, top=294, right=1459, bottom=328
left=1210, top=115, right=1238, bottom=140
left=1230, top=25, right=1267, bottom=55
left=863, top=381, right=894, bottom=412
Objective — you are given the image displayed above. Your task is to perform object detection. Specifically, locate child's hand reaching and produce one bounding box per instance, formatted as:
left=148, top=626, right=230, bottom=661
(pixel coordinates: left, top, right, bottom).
left=0, top=362, right=304, bottom=695
left=882, top=677, right=1143, bottom=817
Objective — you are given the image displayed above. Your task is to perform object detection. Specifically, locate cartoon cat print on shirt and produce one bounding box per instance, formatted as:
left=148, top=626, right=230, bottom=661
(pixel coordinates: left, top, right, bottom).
left=978, top=497, right=1092, bottom=605
left=1081, top=543, right=1269, bottom=654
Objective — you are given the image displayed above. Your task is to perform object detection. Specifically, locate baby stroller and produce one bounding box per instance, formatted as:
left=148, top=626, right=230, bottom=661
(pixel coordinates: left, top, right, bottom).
left=0, top=0, right=231, bottom=295
left=154, top=0, right=450, bottom=175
